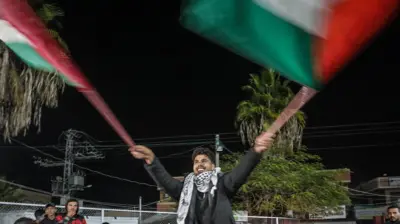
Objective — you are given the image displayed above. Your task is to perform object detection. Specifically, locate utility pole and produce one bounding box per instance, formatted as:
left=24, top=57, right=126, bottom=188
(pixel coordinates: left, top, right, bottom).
left=34, top=129, right=104, bottom=204
left=215, top=134, right=222, bottom=168
left=63, top=130, right=75, bottom=198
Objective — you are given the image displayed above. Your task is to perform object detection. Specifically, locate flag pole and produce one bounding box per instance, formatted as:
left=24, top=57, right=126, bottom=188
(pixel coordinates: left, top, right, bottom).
left=266, top=86, right=317, bottom=134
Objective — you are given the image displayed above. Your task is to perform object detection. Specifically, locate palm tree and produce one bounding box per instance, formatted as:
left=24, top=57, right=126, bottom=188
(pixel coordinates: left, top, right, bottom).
left=235, top=69, right=305, bottom=153
left=0, top=2, right=67, bottom=140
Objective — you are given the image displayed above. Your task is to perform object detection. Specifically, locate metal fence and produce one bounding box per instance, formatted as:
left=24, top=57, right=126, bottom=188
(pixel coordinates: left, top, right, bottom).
left=0, top=201, right=299, bottom=224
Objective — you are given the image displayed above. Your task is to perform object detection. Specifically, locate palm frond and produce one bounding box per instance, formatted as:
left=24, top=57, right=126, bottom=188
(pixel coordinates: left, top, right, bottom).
left=0, top=1, right=67, bottom=140
left=236, top=69, right=306, bottom=153
left=35, top=3, right=64, bottom=24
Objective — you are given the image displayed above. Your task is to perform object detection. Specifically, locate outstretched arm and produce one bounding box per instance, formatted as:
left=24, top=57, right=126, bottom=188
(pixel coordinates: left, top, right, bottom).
left=223, top=132, right=274, bottom=196
left=130, top=145, right=183, bottom=200
left=144, top=157, right=183, bottom=200
left=223, top=150, right=262, bottom=195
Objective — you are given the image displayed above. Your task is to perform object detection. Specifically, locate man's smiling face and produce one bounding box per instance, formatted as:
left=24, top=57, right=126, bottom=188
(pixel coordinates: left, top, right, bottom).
left=193, top=154, right=215, bottom=175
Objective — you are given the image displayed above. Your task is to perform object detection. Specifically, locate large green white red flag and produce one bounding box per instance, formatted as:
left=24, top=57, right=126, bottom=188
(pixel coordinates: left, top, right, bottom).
left=0, top=0, right=135, bottom=146
left=181, top=0, right=399, bottom=133
left=181, top=0, right=399, bottom=89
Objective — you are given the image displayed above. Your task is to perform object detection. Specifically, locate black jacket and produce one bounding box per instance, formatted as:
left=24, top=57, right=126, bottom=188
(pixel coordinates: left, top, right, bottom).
left=39, top=216, right=57, bottom=224
left=144, top=150, right=262, bottom=224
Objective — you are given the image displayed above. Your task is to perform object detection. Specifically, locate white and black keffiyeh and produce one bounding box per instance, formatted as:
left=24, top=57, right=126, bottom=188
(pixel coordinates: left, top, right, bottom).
left=177, top=168, right=220, bottom=224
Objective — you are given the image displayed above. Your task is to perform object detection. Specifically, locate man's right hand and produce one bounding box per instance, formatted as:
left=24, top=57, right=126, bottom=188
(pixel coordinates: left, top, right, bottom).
left=129, top=145, right=155, bottom=165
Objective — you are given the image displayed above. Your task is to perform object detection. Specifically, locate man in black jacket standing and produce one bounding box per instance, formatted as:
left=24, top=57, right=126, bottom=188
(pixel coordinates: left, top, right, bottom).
left=129, top=132, right=274, bottom=224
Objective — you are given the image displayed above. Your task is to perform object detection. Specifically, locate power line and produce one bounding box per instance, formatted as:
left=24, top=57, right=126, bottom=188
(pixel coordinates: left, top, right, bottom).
left=55, top=121, right=400, bottom=146
left=75, top=131, right=238, bottom=144
left=157, top=146, right=200, bottom=159
left=3, top=123, right=400, bottom=150
left=304, top=126, right=400, bottom=134
left=305, top=120, right=400, bottom=130
left=5, top=136, right=400, bottom=159
left=303, top=129, right=400, bottom=138
left=307, top=143, right=400, bottom=151
left=347, top=187, right=400, bottom=198
left=0, top=178, right=140, bottom=208
left=79, top=125, right=400, bottom=147
left=7, top=136, right=219, bottom=186
left=155, top=142, right=400, bottom=157
left=8, top=137, right=157, bottom=187
left=0, top=139, right=227, bottom=149
left=94, top=140, right=216, bottom=150
left=50, top=129, right=400, bottom=149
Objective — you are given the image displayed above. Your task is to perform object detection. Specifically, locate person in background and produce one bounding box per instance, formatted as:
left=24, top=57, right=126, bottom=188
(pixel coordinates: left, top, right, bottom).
left=130, top=132, right=274, bottom=224
left=14, top=217, right=35, bottom=224
left=34, top=209, right=45, bottom=223
left=55, top=199, right=87, bottom=224
left=40, top=203, right=57, bottom=224
left=387, top=205, right=400, bottom=224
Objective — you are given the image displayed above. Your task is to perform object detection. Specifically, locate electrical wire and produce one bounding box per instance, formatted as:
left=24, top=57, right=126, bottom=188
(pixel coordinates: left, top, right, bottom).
left=7, top=136, right=219, bottom=186
left=73, top=131, right=238, bottom=144
left=305, top=120, right=400, bottom=130
left=304, top=126, right=400, bottom=134
left=0, top=178, right=140, bottom=208
left=7, top=137, right=157, bottom=187
left=3, top=123, right=400, bottom=150
left=347, top=187, right=400, bottom=198
left=157, top=145, right=203, bottom=159
left=303, top=129, right=400, bottom=138
left=307, top=143, right=400, bottom=151
left=46, top=120, right=400, bottom=146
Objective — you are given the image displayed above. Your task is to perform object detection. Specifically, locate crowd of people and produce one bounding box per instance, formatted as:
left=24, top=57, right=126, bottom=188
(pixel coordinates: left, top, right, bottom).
left=12, top=198, right=105, bottom=224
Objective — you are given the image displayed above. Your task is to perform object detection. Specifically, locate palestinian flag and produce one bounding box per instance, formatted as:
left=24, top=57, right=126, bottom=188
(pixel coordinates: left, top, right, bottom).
left=0, top=2, right=89, bottom=89
left=181, top=0, right=399, bottom=90
left=0, top=0, right=135, bottom=146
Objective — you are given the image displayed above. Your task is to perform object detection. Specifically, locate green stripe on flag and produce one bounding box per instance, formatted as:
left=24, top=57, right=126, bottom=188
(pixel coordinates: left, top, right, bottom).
left=6, top=42, right=56, bottom=71
left=181, top=0, right=321, bottom=89
left=5, top=42, right=78, bottom=87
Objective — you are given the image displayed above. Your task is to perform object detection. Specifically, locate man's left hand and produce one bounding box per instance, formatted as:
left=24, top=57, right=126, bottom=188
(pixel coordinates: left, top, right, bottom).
left=254, top=132, right=275, bottom=153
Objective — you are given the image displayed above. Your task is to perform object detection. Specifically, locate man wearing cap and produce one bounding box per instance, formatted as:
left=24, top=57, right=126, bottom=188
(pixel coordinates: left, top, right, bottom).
left=40, top=203, right=57, bottom=224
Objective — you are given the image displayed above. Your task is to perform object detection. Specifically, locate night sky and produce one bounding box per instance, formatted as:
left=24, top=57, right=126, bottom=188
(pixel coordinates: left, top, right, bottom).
left=1, top=0, right=400, bottom=207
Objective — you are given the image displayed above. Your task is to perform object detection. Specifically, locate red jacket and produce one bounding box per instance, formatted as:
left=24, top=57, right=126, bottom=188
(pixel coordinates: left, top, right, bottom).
left=55, top=214, right=87, bottom=224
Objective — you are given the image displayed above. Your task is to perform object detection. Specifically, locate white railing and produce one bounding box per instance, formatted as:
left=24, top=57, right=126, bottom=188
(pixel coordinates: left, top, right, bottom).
left=0, top=201, right=299, bottom=224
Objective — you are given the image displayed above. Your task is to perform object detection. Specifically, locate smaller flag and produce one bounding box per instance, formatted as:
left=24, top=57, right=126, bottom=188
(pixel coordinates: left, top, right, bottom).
left=0, top=0, right=135, bottom=146
left=0, top=19, right=84, bottom=87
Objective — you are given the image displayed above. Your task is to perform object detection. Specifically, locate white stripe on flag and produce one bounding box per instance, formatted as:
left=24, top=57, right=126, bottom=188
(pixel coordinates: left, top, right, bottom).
left=253, top=0, right=342, bottom=37
left=0, top=20, right=30, bottom=43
